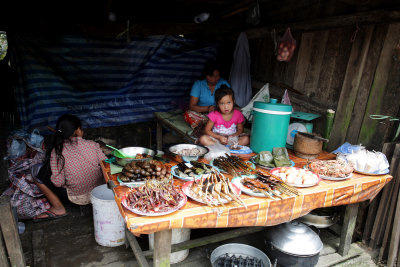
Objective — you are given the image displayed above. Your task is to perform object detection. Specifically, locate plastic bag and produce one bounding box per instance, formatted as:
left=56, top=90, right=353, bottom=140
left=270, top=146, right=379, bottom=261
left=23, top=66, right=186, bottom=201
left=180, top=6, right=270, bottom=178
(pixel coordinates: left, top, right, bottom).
left=204, top=143, right=230, bottom=161
left=28, top=129, right=44, bottom=148
left=332, top=142, right=364, bottom=154
left=276, top=28, right=296, bottom=62
left=241, top=83, right=270, bottom=121
left=227, top=136, right=239, bottom=149
left=6, top=139, right=26, bottom=159
left=281, top=89, right=292, bottom=106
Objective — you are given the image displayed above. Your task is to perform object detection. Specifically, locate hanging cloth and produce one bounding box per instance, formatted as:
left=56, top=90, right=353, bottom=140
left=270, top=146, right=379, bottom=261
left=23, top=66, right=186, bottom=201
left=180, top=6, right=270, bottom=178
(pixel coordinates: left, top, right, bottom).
left=229, top=32, right=252, bottom=108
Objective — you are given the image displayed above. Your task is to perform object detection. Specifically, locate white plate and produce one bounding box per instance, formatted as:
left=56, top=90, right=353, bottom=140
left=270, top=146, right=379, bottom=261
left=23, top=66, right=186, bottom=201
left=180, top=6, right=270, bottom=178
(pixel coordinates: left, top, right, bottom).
left=231, top=176, right=277, bottom=198
left=353, top=169, right=390, bottom=176
left=271, top=167, right=321, bottom=188
left=226, top=145, right=253, bottom=154
left=171, top=163, right=214, bottom=181
left=319, top=173, right=353, bottom=181
left=121, top=191, right=187, bottom=216
left=210, top=159, right=256, bottom=175
left=117, top=175, right=146, bottom=187
left=182, top=181, right=241, bottom=205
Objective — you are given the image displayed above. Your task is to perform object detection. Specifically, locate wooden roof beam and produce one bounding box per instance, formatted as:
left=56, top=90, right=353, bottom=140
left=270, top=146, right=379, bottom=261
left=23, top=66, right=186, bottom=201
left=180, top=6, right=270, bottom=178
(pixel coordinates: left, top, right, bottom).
left=245, top=8, right=400, bottom=39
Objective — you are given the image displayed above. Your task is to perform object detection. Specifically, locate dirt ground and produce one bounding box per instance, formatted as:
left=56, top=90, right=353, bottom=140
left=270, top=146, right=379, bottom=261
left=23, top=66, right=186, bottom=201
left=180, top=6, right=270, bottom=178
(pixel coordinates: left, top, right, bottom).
left=16, top=201, right=380, bottom=267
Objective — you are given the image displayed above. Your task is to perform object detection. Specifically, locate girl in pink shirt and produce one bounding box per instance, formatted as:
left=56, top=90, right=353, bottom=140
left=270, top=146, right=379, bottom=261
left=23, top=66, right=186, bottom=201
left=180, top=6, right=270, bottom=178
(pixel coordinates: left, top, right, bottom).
left=199, top=86, right=250, bottom=146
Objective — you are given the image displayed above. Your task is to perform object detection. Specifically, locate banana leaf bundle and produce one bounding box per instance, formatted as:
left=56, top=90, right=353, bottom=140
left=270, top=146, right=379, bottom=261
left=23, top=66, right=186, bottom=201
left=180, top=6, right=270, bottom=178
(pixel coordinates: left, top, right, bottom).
left=255, top=147, right=292, bottom=168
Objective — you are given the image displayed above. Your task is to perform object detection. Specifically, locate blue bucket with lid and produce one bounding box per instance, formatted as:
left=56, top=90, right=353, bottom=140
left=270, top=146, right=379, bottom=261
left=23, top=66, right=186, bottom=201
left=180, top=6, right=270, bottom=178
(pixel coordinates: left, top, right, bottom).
left=250, top=101, right=292, bottom=152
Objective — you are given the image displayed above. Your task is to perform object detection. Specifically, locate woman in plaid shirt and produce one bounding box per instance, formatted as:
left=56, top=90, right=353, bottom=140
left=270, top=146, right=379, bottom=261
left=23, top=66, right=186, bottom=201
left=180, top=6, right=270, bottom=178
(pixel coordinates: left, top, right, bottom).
left=49, top=114, right=107, bottom=206
left=34, top=114, right=107, bottom=220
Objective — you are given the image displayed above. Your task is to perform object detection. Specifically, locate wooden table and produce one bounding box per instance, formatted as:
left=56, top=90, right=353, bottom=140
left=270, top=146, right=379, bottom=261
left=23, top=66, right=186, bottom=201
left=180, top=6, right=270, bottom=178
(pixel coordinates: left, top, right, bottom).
left=101, top=152, right=392, bottom=267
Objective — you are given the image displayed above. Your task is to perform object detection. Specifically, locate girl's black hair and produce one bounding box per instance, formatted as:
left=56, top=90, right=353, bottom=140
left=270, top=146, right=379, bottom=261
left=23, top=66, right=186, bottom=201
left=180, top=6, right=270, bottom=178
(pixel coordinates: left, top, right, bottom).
left=49, top=114, right=82, bottom=170
left=202, top=60, right=221, bottom=77
left=214, top=85, right=235, bottom=112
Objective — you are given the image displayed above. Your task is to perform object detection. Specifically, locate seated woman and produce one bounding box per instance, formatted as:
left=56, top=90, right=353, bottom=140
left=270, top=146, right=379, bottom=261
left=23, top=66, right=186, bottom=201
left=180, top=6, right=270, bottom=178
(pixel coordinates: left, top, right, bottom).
left=33, top=114, right=107, bottom=220
left=184, top=60, right=231, bottom=129
left=199, top=86, right=250, bottom=147
left=50, top=114, right=107, bottom=206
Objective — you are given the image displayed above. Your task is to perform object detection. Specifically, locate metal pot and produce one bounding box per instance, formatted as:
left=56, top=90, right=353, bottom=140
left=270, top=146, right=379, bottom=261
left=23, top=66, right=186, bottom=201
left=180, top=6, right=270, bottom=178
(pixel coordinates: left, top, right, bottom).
left=168, top=144, right=208, bottom=162
left=114, top=147, right=155, bottom=166
left=263, top=220, right=323, bottom=267
left=210, top=243, right=271, bottom=267
left=298, top=211, right=338, bottom=229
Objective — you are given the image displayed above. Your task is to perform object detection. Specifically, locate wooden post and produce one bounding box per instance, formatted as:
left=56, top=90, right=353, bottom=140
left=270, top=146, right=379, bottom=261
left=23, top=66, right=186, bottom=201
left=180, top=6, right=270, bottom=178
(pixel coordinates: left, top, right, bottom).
left=125, top=229, right=150, bottom=267
left=338, top=203, right=359, bottom=256
left=153, top=229, right=172, bottom=267
left=0, top=228, right=10, bottom=267
left=0, top=196, right=25, bottom=267
left=156, top=119, right=162, bottom=151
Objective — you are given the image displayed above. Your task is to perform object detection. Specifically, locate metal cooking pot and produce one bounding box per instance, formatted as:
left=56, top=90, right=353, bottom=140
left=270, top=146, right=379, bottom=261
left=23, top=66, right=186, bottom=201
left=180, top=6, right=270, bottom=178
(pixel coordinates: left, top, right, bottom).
left=114, top=147, right=155, bottom=166
left=263, top=220, right=323, bottom=267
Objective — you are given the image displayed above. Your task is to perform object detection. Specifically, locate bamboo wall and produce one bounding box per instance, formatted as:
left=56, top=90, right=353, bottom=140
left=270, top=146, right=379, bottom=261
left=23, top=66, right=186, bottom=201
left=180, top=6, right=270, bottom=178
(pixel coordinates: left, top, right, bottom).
left=248, top=23, right=400, bottom=151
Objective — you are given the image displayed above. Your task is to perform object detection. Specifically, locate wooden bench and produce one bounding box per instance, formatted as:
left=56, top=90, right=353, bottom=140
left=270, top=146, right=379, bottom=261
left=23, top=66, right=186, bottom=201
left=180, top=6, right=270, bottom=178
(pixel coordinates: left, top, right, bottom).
left=154, top=110, right=199, bottom=151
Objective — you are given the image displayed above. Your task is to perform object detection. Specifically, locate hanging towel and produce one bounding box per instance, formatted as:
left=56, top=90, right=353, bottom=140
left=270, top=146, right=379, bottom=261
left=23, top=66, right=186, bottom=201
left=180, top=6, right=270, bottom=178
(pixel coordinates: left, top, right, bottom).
left=229, top=32, right=252, bottom=108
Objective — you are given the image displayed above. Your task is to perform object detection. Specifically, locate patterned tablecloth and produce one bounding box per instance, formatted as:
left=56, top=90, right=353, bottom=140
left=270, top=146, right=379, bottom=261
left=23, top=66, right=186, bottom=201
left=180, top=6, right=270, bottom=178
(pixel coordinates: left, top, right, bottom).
left=101, top=151, right=392, bottom=235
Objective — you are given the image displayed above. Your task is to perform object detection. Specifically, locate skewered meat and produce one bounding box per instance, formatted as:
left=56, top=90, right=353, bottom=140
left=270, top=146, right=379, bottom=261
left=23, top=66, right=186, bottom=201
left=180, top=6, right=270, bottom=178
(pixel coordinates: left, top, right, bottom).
left=125, top=178, right=184, bottom=213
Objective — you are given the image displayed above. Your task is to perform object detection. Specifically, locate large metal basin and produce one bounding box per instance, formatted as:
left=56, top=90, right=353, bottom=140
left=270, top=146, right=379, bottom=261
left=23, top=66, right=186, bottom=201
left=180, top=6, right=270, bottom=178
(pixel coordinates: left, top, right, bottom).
left=114, top=147, right=155, bottom=166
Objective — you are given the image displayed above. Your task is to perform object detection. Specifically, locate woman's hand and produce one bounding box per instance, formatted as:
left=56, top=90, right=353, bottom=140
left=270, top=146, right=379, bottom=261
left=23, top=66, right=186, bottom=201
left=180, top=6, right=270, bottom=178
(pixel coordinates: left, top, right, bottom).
left=218, top=135, right=228, bottom=145
left=189, top=96, right=210, bottom=113
left=208, top=105, right=215, bottom=112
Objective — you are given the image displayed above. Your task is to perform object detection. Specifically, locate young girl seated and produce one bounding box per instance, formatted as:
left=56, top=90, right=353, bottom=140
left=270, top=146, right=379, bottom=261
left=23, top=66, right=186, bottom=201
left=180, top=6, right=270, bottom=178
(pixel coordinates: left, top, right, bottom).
left=199, top=86, right=250, bottom=146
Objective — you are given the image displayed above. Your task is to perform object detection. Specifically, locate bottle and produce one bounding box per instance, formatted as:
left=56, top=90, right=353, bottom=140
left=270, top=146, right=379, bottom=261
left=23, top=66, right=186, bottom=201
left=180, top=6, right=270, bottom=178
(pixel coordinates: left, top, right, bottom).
left=18, top=222, right=25, bottom=234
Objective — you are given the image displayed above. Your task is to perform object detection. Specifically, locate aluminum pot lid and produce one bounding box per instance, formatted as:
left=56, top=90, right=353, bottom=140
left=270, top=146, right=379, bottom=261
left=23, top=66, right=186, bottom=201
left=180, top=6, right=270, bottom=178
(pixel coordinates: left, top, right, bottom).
left=264, top=220, right=323, bottom=256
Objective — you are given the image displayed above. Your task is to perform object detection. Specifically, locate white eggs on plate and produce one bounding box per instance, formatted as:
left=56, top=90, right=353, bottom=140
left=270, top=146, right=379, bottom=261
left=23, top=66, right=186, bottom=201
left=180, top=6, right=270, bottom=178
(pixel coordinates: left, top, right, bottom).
left=272, top=167, right=319, bottom=186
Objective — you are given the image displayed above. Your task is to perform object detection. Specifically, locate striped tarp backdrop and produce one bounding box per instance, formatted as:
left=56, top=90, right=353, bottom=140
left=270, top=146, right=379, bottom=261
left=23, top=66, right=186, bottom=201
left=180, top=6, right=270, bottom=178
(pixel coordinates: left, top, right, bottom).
left=9, top=34, right=217, bottom=130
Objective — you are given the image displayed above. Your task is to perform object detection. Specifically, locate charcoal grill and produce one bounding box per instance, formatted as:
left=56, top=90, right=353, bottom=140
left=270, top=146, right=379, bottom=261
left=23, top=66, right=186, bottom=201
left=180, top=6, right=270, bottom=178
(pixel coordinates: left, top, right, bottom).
left=210, top=243, right=271, bottom=267
left=214, top=253, right=263, bottom=267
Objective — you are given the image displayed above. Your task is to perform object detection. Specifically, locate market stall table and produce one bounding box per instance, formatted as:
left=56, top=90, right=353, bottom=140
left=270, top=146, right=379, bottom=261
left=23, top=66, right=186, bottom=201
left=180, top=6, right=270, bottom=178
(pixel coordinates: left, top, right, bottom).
left=100, top=151, right=392, bottom=267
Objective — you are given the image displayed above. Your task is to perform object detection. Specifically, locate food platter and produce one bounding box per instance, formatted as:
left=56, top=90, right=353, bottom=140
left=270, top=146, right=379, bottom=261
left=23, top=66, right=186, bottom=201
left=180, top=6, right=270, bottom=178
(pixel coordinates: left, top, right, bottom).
left=303, top=165, right=353, bottom=181
left=121, top=191, right=187, bottom=216
left=250, top=155, right=295, bottom=170
left=270, top=167, right=321, bottom=188
left=231, top=176, right=277, bottom=197
left=182, top=181, right=241, bottom=205
left=171, top=162, right=215, bottom=181
left=353, top=169, right=390, bottom=176
left=210, top=159, right=256, bottom=174
left=117, top=175, right=146, bottom=187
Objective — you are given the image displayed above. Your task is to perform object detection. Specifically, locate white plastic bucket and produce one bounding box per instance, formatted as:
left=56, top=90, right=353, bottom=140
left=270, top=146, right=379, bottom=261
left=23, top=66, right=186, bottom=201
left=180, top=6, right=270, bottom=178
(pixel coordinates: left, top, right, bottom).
left=149, top=228, right=191, bottom=264
left=91, top=184, right=125, bottom=247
